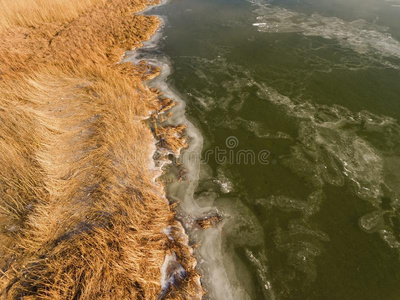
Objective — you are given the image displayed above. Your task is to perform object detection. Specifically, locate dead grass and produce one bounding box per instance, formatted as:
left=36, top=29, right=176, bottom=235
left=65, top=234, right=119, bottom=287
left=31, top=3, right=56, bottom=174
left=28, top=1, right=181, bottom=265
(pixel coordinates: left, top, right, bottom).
left=0, top=0, right=106, bottom=29
left=0, top=0, right=201, bottom=299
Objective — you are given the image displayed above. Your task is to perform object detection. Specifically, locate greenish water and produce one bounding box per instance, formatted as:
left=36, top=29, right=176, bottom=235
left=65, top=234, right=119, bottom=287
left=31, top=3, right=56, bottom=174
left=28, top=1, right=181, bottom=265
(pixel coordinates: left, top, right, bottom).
left=146, top=0, right=400, bottom=299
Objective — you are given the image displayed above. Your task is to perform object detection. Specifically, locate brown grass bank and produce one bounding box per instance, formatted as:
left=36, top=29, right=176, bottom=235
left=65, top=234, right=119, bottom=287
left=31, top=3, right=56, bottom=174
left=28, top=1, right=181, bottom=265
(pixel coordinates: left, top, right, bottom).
left=0, top=0, right=202, bottom=299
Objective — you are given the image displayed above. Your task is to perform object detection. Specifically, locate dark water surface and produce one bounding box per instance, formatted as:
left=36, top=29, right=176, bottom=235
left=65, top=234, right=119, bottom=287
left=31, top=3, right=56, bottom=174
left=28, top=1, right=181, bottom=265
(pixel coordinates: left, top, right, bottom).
left=148, top=0, right=400, bottom=299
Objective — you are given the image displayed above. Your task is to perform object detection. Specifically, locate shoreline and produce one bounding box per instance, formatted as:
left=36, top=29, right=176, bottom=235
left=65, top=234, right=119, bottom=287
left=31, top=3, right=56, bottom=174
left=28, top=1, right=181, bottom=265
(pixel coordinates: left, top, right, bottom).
left=124, top=7, right=242, bottom=300
left=0, top=0, right=202, bottom=298
left=125, top=6, right=206, bottom=297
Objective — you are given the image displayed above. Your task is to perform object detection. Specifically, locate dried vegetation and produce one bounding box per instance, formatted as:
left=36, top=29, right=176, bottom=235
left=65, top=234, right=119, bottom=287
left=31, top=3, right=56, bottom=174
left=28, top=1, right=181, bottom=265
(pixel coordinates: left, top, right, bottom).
left=0, top=0, right=201, bottom=299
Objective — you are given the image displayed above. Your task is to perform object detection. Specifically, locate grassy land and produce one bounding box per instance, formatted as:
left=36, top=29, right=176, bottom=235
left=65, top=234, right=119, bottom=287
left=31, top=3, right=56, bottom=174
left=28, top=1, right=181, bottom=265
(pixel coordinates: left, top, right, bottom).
left=0, top=0, right=105, bottom=28
left=0, top=0, right=201, bottom=299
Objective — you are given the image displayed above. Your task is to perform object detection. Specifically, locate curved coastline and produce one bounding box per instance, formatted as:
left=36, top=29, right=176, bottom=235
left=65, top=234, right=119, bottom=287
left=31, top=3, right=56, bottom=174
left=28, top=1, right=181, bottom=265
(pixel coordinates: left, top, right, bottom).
left=123, top=4, right=250, bottom=300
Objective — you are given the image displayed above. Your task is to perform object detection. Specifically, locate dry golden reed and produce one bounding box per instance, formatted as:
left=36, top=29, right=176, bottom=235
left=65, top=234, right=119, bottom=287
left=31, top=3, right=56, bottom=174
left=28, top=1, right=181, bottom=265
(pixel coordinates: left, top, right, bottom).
left=0, top=0, right=202, bottom=299
left=0, top=0, right=106, bottom=29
